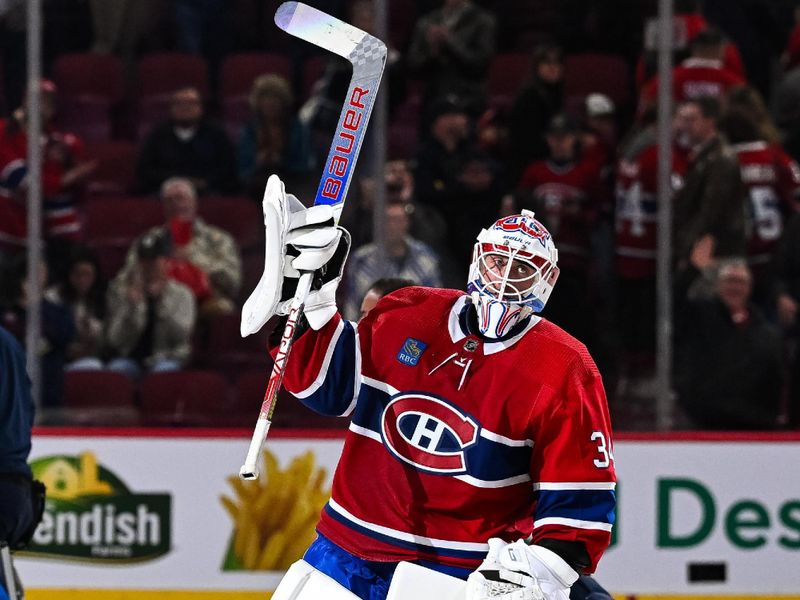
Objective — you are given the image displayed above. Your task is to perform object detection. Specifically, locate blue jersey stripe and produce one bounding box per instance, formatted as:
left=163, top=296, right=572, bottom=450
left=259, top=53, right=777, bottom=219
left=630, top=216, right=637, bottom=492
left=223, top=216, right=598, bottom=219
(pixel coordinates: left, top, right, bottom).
left=351, top=381, right=531, bottom=482
left=534, top=489, right=616, bottom=525
left=298, top=321, right=358, bottom=416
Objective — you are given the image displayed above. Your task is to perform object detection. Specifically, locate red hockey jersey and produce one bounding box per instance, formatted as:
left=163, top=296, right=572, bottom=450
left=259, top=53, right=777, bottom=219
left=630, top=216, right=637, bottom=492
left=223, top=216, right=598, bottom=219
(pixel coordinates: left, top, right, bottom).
left=615, top=143, right=689, bottom=279
left=0, top=118, right=85, bottom=247
left=517, top=159, right=605, bottom=271
left=731, top=141, right=800, bottom=267
left=640, top=58, right=745, bottom=110
left=280, top=287, right=616, bottom=573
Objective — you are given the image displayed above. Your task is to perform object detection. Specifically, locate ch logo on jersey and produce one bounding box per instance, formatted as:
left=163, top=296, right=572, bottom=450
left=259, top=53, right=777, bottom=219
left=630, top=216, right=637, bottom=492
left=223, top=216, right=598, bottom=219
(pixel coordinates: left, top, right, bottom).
left=380, top=393, right=479, bottom=474
left=396, top=338, right=427, bottom=366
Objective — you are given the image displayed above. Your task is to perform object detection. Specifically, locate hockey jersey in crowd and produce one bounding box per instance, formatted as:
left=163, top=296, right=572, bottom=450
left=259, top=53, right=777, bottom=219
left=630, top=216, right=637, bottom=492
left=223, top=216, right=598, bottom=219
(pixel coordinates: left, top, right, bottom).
left=0, top=117, right=86, bottom=251
left=730, top=141, right=800, bottom=268
left=517, top=159, right=605, bottom=271
left=615, top=143, right=689, bottom=279
left=278, top=287, right=616, bottom=573
left=639, top=58, right=745, bottom=110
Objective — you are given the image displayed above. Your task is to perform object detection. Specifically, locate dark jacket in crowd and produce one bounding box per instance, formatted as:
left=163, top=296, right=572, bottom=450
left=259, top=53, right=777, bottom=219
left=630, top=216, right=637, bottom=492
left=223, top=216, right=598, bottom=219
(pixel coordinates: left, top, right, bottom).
left=136, top=121, right=239, bottom=195
left=509, top=79, right=564, bottom=179
left=674, top=268, right=783, bottom=430
left=673, top=135, right=746, bottom=266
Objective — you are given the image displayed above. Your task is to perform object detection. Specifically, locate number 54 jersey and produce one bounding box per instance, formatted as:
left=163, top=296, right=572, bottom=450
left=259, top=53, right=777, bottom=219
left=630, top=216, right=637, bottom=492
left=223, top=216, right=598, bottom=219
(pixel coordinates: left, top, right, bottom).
left=280, top=286, right=616, bottom=573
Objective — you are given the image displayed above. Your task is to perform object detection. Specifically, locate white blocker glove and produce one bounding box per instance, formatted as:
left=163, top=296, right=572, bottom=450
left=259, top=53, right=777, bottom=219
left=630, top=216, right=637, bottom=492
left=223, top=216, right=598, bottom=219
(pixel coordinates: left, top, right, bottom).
left=241, top=175, right=350, bottom=336
left=466, top=539, right=579, bottom=600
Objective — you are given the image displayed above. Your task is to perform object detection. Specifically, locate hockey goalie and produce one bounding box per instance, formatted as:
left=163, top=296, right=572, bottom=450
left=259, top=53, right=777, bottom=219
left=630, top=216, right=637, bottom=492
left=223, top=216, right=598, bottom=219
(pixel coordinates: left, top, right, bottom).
left=242, top=174, right=616, bottom=600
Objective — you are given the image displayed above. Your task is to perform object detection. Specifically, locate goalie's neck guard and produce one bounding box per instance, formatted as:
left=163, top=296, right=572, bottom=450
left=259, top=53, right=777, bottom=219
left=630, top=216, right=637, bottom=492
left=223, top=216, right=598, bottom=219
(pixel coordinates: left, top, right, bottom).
left=467, top=211, right=559, bottom=340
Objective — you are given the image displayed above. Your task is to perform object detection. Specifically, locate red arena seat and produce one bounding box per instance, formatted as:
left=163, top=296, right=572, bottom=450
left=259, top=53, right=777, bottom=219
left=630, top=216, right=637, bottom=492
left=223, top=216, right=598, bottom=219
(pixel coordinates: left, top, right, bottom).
left=63, top=370, right=138, bottom=425
left=140, top=370, right=231, bottom=426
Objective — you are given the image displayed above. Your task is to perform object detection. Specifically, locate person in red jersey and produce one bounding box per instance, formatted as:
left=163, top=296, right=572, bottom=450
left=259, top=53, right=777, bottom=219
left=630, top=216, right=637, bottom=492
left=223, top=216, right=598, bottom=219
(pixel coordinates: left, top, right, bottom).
left=614, top=135, right=689, bottom=363
left=241, top=176, right=615, bottom=600
left=639, top=27, right=746, bottom=114
left=719, top=108, right=800, bottom=309
left=0, top=80, right=96, bottom=275
left=516, top=114, right=606, bottom=347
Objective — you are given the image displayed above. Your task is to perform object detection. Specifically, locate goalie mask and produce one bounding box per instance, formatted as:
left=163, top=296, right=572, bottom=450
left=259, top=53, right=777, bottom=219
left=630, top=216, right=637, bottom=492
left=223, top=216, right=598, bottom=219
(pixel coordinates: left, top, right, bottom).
left=467, top=210, right=560, bottom=339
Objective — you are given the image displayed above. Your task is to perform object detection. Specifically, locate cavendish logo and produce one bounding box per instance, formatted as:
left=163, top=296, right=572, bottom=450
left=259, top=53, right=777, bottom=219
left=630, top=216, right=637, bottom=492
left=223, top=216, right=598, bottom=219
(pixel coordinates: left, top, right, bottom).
left=26, top=452, right=171, bottom=563
left=380, top=394, right=479, bottom=474
left=396, top=337, right=427, bottom=366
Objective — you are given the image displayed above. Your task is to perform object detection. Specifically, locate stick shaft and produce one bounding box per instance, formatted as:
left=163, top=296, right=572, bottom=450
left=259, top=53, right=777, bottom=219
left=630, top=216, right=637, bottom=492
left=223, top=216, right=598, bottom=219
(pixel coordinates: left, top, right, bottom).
left=239, top=272, right=313, bottom=480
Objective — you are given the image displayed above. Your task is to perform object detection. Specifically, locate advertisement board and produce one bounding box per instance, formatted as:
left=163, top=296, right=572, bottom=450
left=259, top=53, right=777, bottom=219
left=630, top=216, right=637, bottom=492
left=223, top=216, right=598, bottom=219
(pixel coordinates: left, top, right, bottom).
left=16, top=429, right=800, bottom=599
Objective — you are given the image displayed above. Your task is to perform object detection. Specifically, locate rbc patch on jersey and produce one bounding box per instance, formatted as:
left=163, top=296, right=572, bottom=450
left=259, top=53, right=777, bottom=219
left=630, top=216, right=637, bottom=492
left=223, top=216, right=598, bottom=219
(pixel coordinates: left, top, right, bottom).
left=397, top=338, right=427, bottom=366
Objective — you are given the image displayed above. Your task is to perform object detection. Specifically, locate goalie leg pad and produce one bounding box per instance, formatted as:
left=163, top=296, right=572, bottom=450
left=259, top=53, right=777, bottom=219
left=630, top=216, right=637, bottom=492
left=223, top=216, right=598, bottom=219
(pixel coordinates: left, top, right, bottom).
left=386, top=561, right=466, bottom=600
left=271, top=559, right=361, bottom=600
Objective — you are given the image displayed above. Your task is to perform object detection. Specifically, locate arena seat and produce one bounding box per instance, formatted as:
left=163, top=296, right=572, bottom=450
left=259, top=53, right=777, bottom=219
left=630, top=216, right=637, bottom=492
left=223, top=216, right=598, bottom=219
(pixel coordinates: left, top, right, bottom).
left=564, top=53, right=631, bottom=110
left=85, top=141, right=137, bottom=196
left=140, top=370, right=231, bottom=426
left=137, top=53, right=210, bottom=100
left=221, top=52, right=293, bottom=99
left=197, top=196, right=263, bottom=252
left=53, top=53, right=125, bottom=104
left=488, top=53, right=533, bottom=110
left=63, top=370, right=139, bottom=426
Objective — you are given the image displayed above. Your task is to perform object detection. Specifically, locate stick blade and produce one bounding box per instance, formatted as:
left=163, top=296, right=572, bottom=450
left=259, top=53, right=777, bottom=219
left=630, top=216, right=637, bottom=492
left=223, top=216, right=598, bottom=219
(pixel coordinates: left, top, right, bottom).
left=273, top=1, right=375, bottom=59
left=274, top=1, right=298, bottom=31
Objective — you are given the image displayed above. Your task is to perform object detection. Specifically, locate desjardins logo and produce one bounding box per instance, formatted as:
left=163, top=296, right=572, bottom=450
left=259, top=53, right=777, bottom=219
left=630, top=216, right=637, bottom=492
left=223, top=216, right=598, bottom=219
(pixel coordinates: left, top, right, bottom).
left=24, top=451, right=171, bottom=563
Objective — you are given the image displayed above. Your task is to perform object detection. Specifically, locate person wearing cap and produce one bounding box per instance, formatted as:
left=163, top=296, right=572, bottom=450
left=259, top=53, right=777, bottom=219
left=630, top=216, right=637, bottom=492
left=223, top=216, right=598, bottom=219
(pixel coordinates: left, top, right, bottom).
left=105, top=230, right=196, bottom=379
left=515, top=113, right=607, bottom=350
left=0, top=80, right=97, bottom=275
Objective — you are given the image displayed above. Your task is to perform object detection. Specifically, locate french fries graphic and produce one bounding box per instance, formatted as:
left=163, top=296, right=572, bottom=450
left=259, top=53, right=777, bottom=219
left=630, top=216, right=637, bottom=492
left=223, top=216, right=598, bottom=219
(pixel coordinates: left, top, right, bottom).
left=221, top=449, right=330, bottom=570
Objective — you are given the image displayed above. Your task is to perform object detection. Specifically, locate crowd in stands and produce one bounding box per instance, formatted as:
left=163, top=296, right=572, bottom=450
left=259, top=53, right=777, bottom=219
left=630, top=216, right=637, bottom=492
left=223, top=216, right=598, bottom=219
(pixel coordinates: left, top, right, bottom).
left=1, top=0, right=800, bottom=431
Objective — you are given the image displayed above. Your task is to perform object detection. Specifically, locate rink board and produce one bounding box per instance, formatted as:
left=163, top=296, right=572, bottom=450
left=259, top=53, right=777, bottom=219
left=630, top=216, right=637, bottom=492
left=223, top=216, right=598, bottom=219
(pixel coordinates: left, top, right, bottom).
left=16, top=429, right=800, bottom=599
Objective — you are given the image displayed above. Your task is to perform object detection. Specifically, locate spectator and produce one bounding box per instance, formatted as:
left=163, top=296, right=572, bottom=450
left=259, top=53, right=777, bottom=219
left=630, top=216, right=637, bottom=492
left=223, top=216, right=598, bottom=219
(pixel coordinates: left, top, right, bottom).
left=358, top=277, right=415, bottom=320
left=0, top=80, right=97, bottom=278
left=0, top=256, right=74, bottom=409
left=118, top=177, right=242, bottom=317
left=581, top=93, right=618, bottom=177
left=719, top=107, right=800, bottom=313
left=89, top=0, right=159, bottom=60
left=136, top=86, right=239, bottom=195
left=509, top=44, right=565, bottom=179
left=639, top=27, right=746, bottom=113
left=726, top=85, right=781, bottom=144
left=407, top=0, right=495, bottom=117
left=774, top=213, right=800, bottom=426
left=672, top=96, right=747, bottom=272
left=674, top=245, right=783, bottom=430
left=106, top=231, right=196, bottom=379
left=615, top=131, right=689, bottom=367
left=516, top=114, right=606, bottom=344
left=414, top=95, right=473, bottom=214
left=344, top=203, right=442, bottom=320
left=238, top=74, right=314, bottom=199
left=636, top=0, right=745, bottom=88
left=44, top=249, right=107, bottom=370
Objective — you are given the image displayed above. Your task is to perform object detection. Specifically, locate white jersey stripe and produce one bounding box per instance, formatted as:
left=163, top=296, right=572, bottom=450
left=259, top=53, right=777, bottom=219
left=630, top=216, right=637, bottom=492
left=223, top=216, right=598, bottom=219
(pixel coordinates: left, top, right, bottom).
left=533, top=482, right=616, bottom=491
left=294, top=319, right=345, bottom=399
left=455, top=473, right=531, bottom=488
left=349, top=422, right=382, bottom=443
left=328, top=498, right=490, bottom=552
left=534, top=517, right=613, bottom=532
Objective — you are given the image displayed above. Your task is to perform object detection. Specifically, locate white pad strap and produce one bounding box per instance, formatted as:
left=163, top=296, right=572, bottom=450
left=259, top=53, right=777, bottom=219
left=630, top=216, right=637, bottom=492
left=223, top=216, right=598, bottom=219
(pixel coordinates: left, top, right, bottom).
left=272, top=559, right=361, bottom=600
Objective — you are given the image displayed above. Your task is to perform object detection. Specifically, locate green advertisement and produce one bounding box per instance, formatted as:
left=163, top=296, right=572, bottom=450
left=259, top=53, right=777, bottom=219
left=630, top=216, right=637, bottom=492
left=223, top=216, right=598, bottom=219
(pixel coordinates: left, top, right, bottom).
left=26, top=451, right=171, bottom=563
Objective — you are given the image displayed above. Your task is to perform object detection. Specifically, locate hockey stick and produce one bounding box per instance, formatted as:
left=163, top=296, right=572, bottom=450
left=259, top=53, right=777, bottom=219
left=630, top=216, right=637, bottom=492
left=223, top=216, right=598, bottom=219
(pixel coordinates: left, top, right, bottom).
left=239, top=1, right=386, bottom=480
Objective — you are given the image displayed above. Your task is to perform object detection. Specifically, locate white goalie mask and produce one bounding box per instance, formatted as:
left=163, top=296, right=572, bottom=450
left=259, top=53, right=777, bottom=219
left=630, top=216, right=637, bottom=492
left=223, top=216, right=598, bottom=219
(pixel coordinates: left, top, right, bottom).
left=467, top=210, right=560, bottom=339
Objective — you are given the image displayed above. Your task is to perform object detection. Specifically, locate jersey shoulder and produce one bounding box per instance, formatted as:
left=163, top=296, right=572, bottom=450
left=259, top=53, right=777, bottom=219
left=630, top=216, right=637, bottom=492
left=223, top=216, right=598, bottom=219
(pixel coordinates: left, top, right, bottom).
left=522, top=318, right=601, bottom=383
left=361, top=286, right=462, bottom=329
